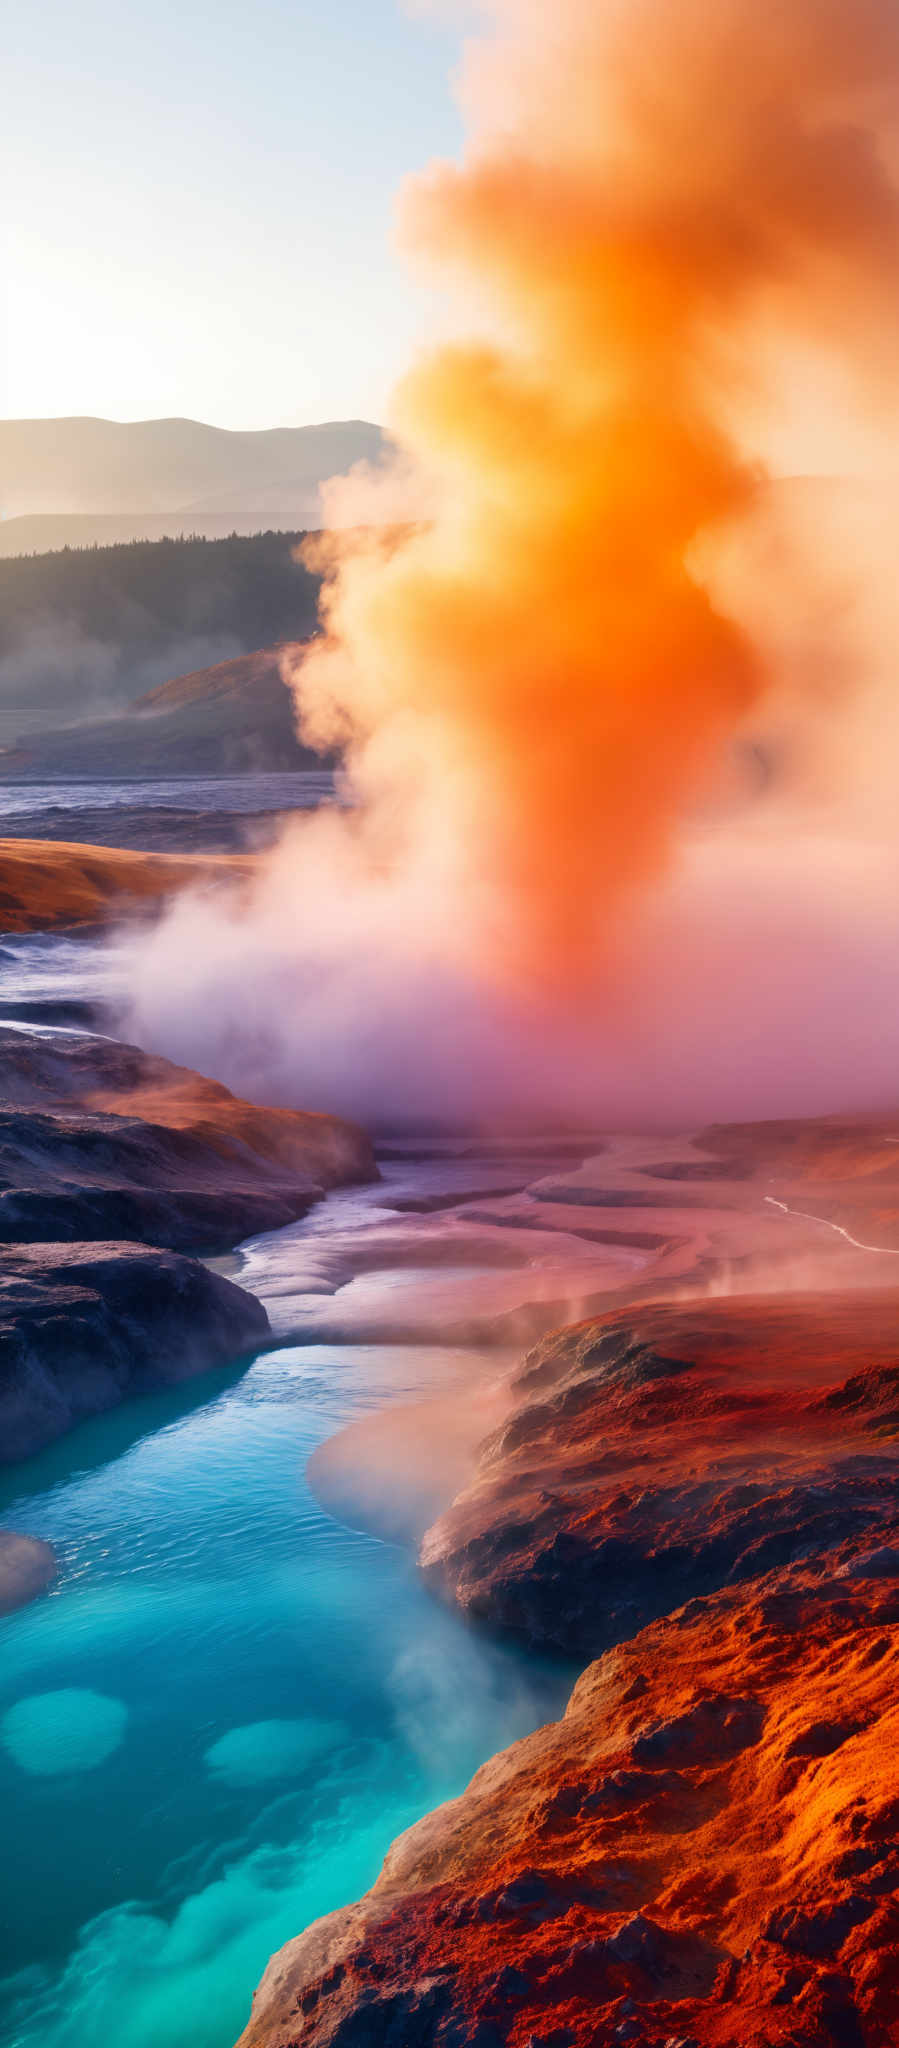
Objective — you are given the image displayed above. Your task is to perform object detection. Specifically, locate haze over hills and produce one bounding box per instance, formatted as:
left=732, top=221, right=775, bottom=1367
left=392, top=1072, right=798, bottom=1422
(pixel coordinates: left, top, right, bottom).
left=0, top=647, right=321, bottom=782
left=0, top=416, right=388, bottom=555
left=0, top=529, right=322, bottom=734
left=0, top=475, right=854, bottom=756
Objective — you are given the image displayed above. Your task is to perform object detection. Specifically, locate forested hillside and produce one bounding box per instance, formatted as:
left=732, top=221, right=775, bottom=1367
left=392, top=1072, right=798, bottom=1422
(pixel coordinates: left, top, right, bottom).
left=0, top=531, right=322, bottom=717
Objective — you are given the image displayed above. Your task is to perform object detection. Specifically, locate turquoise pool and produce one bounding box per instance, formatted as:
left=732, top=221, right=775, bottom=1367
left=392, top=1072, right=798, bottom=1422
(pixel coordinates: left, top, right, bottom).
left=0, top=1327, right=571, bottom=2048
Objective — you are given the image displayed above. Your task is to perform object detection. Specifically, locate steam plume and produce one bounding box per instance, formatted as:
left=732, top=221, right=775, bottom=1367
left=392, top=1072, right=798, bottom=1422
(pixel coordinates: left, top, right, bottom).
left=126, top=0, right=899, bottom=1123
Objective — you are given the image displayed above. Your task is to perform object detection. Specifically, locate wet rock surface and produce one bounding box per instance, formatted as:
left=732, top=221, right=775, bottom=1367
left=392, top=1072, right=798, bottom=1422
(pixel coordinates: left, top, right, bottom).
left=0, top=1021, right=375, bottom=1461
left=0, top=1240, right=271, bottom=1462
left=0, top=1526, right=57, bottom=1612
left=0, top=1023, right=376, bottom=1254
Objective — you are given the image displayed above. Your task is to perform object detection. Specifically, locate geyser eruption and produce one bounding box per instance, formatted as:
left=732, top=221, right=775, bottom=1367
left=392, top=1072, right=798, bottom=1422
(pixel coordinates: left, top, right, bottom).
left=127, top=0, right=899, bottom=1125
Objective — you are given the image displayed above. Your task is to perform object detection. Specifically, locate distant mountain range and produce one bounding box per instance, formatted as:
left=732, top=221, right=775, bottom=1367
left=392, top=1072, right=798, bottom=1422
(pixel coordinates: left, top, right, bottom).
left=0, top=415, right=387, bottom=556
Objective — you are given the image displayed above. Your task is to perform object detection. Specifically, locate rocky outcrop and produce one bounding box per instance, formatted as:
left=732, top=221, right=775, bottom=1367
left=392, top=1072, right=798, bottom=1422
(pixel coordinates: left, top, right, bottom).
left=420, top=1294, right=899, bottom=1656
left=0, top=1528, right=57, bottom=1612
left=0, top=1241, right=270, bottom=1463
left=0, top=1024, right=376, bottom=1253
left=0, top=1023, right=375, bottom=1460
left=241, top=1289, right=899, bottom=2048
left=239, top=1546, right=899, bottom=2048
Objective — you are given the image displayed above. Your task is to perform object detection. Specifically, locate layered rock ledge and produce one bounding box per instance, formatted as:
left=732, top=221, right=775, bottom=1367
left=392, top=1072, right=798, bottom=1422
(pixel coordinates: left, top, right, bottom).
left=0, top=1024, right=375, bottom=1253
left=421, top=1294, right=899, bottom=1656
left=0, top=1024, right=375, bottom=1466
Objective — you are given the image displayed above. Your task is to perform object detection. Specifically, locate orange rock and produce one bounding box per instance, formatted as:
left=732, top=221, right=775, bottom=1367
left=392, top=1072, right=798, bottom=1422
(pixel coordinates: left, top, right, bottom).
left=0, top=836, right=253, bottom=933
left=422, top=1294, right=899, bottom=1657
left=240, top=1552, right=899, bottom=2047
left=239, top=1289, right=899, bottom=2048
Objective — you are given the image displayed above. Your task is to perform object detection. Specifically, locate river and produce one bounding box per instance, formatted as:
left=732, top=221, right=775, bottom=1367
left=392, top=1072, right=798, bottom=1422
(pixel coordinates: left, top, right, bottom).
left=0, top=917, right=647, bottom=2046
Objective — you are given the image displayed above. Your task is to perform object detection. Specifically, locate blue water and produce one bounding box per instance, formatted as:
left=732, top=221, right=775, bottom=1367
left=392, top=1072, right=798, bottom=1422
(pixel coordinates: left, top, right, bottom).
left=0, top=1275, right=575, bottom=2047
left=0, top=786, right=631, bottom=2046
left=0, top=772, right=337, bottom=816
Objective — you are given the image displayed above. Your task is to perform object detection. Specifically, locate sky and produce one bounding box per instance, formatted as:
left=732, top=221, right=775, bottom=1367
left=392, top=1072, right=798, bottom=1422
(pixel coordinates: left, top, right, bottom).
left=2, top=0, right=466, bottom=430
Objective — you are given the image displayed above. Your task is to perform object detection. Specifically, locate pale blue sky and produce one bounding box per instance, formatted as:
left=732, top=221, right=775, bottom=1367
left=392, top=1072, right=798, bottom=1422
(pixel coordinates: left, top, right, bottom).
left=3, top=0, right=467, bottom=428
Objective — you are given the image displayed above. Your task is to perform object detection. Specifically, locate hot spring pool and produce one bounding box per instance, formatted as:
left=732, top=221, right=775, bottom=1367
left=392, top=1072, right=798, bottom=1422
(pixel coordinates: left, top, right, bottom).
left=0, top=1331, right=571, bottom=2048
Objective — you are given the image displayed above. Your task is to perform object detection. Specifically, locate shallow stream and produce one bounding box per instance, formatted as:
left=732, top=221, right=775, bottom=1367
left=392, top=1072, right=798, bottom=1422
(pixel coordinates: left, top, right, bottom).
left=0, top=1119, right=635, bottom=2047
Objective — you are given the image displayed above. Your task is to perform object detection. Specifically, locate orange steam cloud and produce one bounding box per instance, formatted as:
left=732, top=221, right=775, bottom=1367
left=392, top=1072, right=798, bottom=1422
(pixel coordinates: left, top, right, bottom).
left=285, top=0, right=899, bottom=994
left=125, top=0, right=899, bottom=1130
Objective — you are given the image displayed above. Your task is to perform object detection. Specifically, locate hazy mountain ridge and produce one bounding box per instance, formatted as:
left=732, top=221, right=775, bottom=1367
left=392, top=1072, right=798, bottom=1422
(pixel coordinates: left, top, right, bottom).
left=0, top=415, right=388, bottom=553
left=0, top=512, right=305, bottom=556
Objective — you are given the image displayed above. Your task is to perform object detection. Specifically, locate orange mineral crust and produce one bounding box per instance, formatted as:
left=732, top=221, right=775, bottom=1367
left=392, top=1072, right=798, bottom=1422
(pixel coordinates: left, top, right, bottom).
left=0, top=837, right=254, bottom=933
left=238, top=1291, right=899, bottom=2048
left=239, top=1555, right=899, bottom=2048
left=422, top=1294, right=899, bottom=1656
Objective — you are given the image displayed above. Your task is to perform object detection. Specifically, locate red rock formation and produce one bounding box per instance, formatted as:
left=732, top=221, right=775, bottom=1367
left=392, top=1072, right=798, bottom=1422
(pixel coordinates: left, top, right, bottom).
left=422, top=1295, right=899, bottom=1656
left=239, top=1549, right=899, bottom=2047
left=238, top=1290, right=899, bottom=2048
